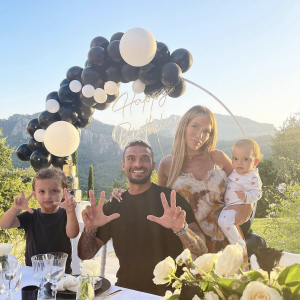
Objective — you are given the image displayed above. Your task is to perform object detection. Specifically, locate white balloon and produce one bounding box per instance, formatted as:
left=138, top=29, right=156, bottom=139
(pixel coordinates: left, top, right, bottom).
left=120, top=28, right=157, bottom=67
left=94, top=88, right=107, bottom=103
left=45, top=99, right=60, bottom=113
left=82, top=85, right=95, bottom=98
left=132, top=79, right=146, bottom=94
left=104, top=81, right=119, bottom=95
left=69, top=80, right=82, bottom=93
left=34, top=129, right=46, bottom=142
left=44, top=121, right=80, bottom=157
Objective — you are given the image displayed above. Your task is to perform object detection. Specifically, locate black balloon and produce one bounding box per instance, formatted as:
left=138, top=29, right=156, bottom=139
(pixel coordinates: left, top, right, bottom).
left=46, top=91, right=62, bottom=105
left=58, top=84, right=80, bottom=104
left=81, top=66, right=104, bottom=88
left=85, top=60, right=92, bottom=67
left=94, top=102, right=111, bottom=110
left=28, top=137, right=43, bottom=152
left=246, top=233, right=267, bottom=257
left=144, top=80, right=164, bottom=95
left=110, top=32, right=124, bottom=42
left=76, top=105, right=95, bottom=120
left=168, top=80, right=186, bottom=98
left=16, top=144, right=32, bottom=162
left=66, top=66, right=83, bottom=82
left=152, top=42, right=170, bottom=67
left=107, top=40, right=123, bottom=64
left=105, top=66, right=122, bottom=83
left=58, top=106, right=78, bottom=124
left=121, top=63, right=139, bottom=82
left=106, top=90, right=119, bottom=103
left=27, top=118, right=41, bottom=137
left=52, top=155, right=68, bottom=169
left=60, top=79, right=69, bottom=87
left=75, top=116, right=92, bottom=128
left=90, top=36, right=109, bottom=50
left=38, top=111, right=61, bottom=129
left=161, top=62, right=182, bottom=87
left=79, top=94, right=97, bottom=108
left=138, top=63, right=159, bottom=85
left=88, top=47, right=108, bottom=66
left=170, top=48, right=193, bottom=73
left=30, top=149, right=52, bottom=170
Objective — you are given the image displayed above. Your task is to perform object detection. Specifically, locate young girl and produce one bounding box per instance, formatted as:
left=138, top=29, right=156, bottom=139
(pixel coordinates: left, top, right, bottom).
left=218, top=139, right=263, bottom=248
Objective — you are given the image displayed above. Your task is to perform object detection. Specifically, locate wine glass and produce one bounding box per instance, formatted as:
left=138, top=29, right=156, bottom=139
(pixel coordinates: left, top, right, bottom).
left=31, top=254, right=54, bottom=300
left=43, top=252, right=68, bottom=300
left=0, top=259, right=23, bottom=300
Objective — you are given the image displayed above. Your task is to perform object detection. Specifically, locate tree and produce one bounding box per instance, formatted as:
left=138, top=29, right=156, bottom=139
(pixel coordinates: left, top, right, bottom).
left=0, top=129, right=13, bottom=169
left=88, top=164, right=94, bottom=195
left=72, top=150, right=79, bottom=177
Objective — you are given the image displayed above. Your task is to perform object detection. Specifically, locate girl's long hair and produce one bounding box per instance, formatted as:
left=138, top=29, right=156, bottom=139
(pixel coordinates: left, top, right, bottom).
left=166, top=105, right=217, bottom=188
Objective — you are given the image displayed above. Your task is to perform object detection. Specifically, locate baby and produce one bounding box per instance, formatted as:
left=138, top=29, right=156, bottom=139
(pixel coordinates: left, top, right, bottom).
left=218, top=139, right=263, bottom=248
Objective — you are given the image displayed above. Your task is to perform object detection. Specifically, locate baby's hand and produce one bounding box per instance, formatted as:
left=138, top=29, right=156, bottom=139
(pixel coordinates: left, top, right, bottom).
left=14, top=191, right=34, bottom=213
left=235, top=190, right=247, bottom=202
left=54, top=188, right=77, bottom=213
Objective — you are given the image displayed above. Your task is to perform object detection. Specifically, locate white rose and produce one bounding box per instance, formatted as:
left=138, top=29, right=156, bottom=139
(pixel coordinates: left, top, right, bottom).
left=0, top=244, right=12, bottom=256
left=153, top=256, right=176, bottom=285
left=192, top=253, right=219, bottom=275
left=176, top=249, right=192, bottom=266
left=215, top=244, right=243, bottom=276
left=160, top=290, right=173, bottom=300
left=204, top=291, right=220, bottom=300
left=80, top=259, right=100, bottom=276
left=241, top=281, right=282, bottom=300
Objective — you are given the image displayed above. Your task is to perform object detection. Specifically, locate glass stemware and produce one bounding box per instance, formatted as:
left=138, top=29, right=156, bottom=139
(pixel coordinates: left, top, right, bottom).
left=43, top=252, right=68, bottom=300
left=31, top=254, right=54, bottom=300
left=0, top=258, right=23, bottom=300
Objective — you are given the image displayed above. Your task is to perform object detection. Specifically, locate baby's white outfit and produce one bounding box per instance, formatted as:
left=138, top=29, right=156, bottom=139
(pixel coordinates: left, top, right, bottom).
left=218, top=168, right=262, bottom=248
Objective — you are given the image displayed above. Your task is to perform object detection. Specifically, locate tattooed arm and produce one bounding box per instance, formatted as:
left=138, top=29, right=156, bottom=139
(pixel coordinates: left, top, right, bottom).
left=178, top=222, right=208, bottom=259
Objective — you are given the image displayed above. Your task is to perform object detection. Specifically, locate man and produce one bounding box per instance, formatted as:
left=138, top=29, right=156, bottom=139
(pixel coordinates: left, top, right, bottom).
left=78, top=140, right=207, bottom=296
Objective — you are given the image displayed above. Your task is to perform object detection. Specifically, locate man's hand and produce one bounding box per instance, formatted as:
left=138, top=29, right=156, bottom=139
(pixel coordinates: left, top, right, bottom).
left=13, top=190, right=34, bottom=214
left=147, top=190, right=186, bottom=233
left=223, top=203, right=253, bottom=225
left=235, top=190, right=247, bottom=202
left=54, top=189, right=77, bottom=213
left=82, top=190, right=120, bottom=230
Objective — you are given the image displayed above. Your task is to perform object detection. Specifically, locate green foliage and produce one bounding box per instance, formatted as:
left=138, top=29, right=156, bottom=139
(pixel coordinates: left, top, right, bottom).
left=88, top=164, right=94, bottom=196
left=72, top=150, right=79, bottom=177
left=0, top=129, right=13, bottom=169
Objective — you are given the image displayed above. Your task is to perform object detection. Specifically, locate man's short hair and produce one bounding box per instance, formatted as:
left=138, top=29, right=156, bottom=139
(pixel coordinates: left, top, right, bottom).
left=123, top=139, right=154, bottom=161
left=32, top=167, right=68, bottom=190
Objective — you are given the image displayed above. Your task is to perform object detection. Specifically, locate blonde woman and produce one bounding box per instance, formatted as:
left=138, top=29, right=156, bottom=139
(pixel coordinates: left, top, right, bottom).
left=112, top=106, right=253, bottom=252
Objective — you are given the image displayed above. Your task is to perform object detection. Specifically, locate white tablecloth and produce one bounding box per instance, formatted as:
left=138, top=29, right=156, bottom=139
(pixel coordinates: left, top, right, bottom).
left=0, top=266, right=160, bottom=300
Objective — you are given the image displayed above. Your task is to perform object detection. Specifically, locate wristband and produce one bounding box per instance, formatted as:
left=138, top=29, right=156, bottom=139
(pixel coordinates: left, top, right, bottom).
left=82, top=227, right=96, bottom=236
left=173, top=221, right=188, bottom=236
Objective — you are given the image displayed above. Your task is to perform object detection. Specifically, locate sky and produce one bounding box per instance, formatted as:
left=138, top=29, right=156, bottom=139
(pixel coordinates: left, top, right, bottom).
left=0, top=0, right=299, bottom=130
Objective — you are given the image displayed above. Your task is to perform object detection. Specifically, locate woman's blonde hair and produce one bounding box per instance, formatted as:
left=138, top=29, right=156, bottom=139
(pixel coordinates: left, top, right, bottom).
left=166, top=105, right=217, bottom=188
left=232, top=139, right=263, bottom=160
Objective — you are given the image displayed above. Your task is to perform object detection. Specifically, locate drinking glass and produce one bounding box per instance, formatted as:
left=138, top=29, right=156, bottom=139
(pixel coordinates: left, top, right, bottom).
left=43, top=252, right=68, bottom=300
left=0, top=259, right=23, bottom=300
left=32, top=254, right=54, bottom=300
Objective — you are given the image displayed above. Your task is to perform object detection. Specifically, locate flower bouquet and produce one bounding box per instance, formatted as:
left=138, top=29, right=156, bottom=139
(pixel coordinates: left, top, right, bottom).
left=153, top=244, right=300, bottom=300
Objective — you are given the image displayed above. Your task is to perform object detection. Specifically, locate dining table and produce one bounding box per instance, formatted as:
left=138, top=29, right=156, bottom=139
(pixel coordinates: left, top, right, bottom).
left=3, top=265, right=161, bottom=300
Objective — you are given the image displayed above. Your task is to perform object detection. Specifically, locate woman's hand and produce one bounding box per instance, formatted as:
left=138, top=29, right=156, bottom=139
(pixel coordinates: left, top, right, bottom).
left=223, top=203, right=253, bottom=226
left=110, top=188, right=126, bottom=202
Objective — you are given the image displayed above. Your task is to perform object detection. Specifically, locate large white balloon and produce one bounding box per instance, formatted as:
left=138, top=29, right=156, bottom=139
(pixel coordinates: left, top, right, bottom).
left=45, top=99, right=60, bottom=113
left=132, top=79, right=146, bottom=94
left=34, top=129, right=46, bottom=142
left=82, top=84, right=95, bottom=98
left=94, top=88, right=107, bottom=103
left=104, top=81, right=119, bottom=95
left=120, top=28, right=157, bottom=67
left=69, top=80, right=82, bottom=93
left=44, top=121, right=80, bottom=157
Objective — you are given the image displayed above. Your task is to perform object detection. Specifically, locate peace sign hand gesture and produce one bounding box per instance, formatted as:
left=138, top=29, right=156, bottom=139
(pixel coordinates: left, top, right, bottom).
left=14, top=190, right=34, bottom=214
left=82, top=190, right=120, bottom=230
left=53, top=188, right=77, bottom=213
left=147, top=190, right=186, bottom=233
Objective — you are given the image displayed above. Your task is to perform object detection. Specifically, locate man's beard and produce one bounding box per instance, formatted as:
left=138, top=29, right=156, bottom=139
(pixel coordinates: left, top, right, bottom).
left=127, top=168, right=152, bottom=184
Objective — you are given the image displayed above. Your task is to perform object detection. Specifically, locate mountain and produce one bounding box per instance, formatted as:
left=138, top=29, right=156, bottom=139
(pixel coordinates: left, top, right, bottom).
left=0, top=113, right=274, bottom=196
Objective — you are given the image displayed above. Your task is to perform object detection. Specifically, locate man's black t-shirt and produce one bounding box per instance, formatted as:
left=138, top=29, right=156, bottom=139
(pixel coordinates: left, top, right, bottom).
left=17, top=207, right=72, bottom=274
left=96, top=183, right=197, bottom=295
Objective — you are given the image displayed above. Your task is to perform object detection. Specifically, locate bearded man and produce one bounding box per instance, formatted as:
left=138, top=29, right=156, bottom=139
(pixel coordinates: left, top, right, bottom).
left=77, top=140, right=207, bottom=296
